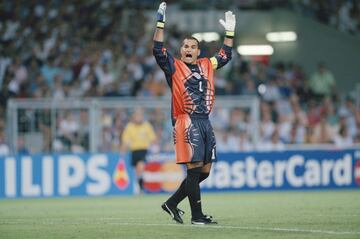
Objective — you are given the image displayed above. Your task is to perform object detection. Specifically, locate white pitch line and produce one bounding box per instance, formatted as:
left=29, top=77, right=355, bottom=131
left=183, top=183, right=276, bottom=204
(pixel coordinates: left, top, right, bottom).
left=1, top=218, right=360, bottom=235
left=315, top=214, right=360, bottom=218
left=107, top=222, right=360, bottom=236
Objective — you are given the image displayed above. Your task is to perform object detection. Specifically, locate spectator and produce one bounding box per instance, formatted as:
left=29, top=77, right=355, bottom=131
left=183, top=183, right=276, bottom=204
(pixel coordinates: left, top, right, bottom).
left=309, top=62, right=336, bottom=99
left=0, top=133, right=10, bottom=156
left=262, top=78, right=282, bottom=102
left=258, top=128, right=285, bottom=151
left=217, top=127, right=240, bottom=152
left=311, top=114, right=335, bottom=144
left=17, top=136, right=30, bottom=155
left=260, top=111, right=275, bottom=142
left=7, top=57, right=28, bottom=96
left=95, top=63, right=115, bottom=89
left=57, top=111, right=79, bottom=151
left=238, top=129, right=254, bottom=151
left=338, top=1, right=358, bottom=34
left=289, top=119, right=306, bottom=144
left=333, top=124, right=353, bottom=147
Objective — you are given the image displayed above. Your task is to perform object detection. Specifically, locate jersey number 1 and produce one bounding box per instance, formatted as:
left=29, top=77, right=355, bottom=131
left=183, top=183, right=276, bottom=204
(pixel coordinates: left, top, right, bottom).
left=199, top=81, right=203, bottom=92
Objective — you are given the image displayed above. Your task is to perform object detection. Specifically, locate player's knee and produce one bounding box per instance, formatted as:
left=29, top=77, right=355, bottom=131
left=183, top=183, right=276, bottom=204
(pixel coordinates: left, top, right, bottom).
left=199, top=172, right=209, bottom=183
left=201, top=162, right=212, bottom=172
left=187, top=167, right=202, bottom=178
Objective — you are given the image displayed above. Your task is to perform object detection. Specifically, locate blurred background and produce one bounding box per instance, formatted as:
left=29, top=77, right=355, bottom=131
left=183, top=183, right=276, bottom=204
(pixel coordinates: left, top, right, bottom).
left=0, top=0, right=359, bottom=155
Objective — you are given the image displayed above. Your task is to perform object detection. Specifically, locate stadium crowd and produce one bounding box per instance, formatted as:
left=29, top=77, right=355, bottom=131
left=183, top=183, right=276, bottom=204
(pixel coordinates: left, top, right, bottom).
left=292, top=0, right=360, bottom=35
left=0, top=1, right=359, bottom=154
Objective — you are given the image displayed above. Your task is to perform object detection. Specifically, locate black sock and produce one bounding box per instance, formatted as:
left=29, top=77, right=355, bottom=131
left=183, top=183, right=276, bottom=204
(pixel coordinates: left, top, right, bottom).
left=186, top=167, right=203, bottom=219
left=166, top=172, right=209, bottom=208
left=138, top=178, right=143, bottom=190
left=166, top=179, right=186, bottom=207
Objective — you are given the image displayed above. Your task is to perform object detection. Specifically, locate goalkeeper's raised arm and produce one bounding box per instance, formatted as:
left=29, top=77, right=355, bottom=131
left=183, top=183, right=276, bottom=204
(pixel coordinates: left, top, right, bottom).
left=219, top=11, right=236, bottom=48
left=152, top=2, right=175, bottom=77
left=153, top=2, right=166, bottom=42
left=208, top=11, right=236, bottom=71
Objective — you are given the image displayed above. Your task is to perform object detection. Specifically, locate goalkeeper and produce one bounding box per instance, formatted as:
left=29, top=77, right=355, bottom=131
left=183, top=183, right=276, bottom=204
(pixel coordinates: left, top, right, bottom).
left=153, top=2, right=235, bottom=225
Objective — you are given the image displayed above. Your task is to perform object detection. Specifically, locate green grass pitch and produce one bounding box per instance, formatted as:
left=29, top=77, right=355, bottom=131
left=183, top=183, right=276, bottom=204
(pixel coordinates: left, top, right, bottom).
left=1, top=190, right=359, bottom=239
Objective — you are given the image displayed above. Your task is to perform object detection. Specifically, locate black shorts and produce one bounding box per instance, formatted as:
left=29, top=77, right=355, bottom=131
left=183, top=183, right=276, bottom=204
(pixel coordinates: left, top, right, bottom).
left=131, top=149, right=147, bottom=166
left=174, top=114, right=217, bottom=164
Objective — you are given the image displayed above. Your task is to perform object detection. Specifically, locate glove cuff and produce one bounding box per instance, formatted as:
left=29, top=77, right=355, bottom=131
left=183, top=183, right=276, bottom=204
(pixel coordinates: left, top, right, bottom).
left=156, top=21, right=165, bottom=29
left=225, top=31, right=235, bottom=38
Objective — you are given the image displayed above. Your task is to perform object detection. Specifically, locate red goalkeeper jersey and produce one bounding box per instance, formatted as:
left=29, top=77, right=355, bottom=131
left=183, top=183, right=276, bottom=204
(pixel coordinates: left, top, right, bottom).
left=153, top=41, right=232, bottom=124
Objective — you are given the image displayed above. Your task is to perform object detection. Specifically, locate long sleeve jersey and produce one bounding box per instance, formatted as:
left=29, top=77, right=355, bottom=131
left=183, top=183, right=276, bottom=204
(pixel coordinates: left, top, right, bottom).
left=153, top=41, right=232, bottom=125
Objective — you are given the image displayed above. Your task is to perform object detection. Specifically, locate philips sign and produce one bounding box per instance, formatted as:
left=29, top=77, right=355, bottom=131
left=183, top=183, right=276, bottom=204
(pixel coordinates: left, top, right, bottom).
left=0, top=153, right=134, bottom=198
left=201, top=150, right=360, bottom=191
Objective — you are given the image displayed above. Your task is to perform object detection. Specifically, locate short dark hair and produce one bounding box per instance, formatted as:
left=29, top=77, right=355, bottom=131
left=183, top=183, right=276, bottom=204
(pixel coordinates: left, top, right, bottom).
left=182, top=36, right=200, bottom=47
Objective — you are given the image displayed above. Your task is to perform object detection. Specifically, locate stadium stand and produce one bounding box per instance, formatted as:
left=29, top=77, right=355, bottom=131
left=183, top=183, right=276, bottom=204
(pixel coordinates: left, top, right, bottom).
left=0, top=1, right=359, bottom=154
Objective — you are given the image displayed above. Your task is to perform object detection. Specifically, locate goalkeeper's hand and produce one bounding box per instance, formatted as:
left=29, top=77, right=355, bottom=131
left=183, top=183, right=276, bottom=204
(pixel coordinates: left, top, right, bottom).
left=156, top=2, right=166, bottom=28
left=219, top=11, right=236, bottom=37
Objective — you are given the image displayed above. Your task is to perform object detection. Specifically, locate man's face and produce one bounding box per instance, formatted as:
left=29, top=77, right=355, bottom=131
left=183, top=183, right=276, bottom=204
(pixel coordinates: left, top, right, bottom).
left=133, top=109, right=144, bottom=124
left=180, top=39, right=200, bottom=64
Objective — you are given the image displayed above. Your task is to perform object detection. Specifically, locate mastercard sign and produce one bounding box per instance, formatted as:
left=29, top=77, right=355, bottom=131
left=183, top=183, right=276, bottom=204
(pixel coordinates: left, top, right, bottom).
left=355, top=160, right=360, bottom=185
left=143, top=161, right=185, bottom=193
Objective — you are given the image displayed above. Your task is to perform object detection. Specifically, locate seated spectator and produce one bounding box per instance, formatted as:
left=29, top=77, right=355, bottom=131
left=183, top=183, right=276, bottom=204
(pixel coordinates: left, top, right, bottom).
left=258, top=127, right=285, bottom=151
left=310, top=114, right=336, bottom=144
left=0, top=130, right=10, bottom=157
left=333, top=125, right=353, bottom=148
left=309, top=62, right=336, bottom=99
left=57, top=111, right=79, bottom=151
left=238, top=129, right=254, bottom=151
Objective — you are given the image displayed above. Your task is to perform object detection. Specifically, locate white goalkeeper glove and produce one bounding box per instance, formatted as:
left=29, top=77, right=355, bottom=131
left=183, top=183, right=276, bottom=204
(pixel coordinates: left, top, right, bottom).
left=156, top=2, right=166, bottom=29
left=219, top=11, right=236, bottom=38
